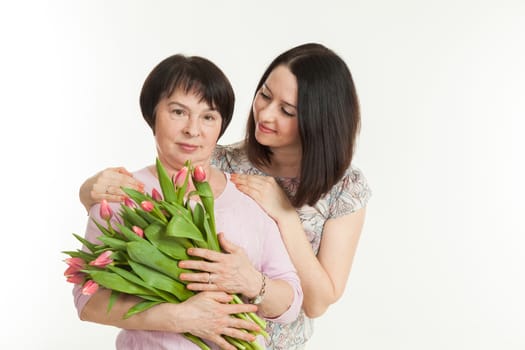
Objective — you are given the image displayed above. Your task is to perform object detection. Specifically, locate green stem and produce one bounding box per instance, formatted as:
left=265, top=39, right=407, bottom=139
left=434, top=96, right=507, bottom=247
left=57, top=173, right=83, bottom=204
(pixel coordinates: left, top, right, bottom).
left=183, top=333, right=210, bottom=350
left=224, top=335, right=248, bottom=349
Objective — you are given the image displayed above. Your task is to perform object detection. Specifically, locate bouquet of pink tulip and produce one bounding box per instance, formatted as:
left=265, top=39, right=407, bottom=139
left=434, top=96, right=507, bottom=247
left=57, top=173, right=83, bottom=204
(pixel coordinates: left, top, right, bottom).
left=63, top=159, right=267, bottom=350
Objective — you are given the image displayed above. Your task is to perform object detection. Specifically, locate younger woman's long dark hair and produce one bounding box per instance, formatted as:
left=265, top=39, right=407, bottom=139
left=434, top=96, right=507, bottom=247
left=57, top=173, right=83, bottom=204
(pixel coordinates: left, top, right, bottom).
left=245, top=43, right=361, bottom=207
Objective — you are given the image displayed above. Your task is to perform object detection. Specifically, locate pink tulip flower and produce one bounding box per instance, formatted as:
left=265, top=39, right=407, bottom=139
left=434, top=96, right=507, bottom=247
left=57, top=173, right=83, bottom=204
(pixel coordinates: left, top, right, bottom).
left=173, top=166, right=189, bottom=188
left=193, top=166, right=206, bottom=182
left=82, top=280, right=99, bottom=295
left=66, top=272, right=86, bottom=284
left=64, top=265, right=83, bottom=277
left=151, top=188, right=163, bottom=201
left=100, top=199, right=114, bottom=221
left=65, top=257, right=85, bottom=270
left=124, top=196, right=136, bottom=208
left=132, top=226, right=144, bottom=238
left=141, top=200, right=154, bottom=212
left=89, top=251, right=113, bottom=268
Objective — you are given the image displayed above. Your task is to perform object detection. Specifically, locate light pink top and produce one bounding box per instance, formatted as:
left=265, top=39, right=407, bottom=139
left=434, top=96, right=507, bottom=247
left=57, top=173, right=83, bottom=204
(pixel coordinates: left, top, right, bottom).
left=73, top=167, right=302, bottom=349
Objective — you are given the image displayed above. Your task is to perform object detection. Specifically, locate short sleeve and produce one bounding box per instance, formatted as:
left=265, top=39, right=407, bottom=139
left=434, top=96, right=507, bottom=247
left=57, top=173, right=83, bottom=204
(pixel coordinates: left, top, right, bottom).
left=328, top=166, right=372, bottom=219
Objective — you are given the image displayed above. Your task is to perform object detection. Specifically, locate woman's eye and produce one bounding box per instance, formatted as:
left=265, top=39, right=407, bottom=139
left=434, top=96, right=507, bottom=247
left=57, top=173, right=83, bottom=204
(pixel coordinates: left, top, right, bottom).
left=203, top=114, right=216, bottom=121
left=260, top=91, right=271, bottom=100
left=171, top=109, right=186, bottom=117
left=282, top=108, right=295, bottom=117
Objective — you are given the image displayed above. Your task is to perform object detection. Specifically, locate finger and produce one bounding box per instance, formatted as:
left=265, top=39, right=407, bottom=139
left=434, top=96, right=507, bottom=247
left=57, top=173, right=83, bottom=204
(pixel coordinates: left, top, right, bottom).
left=90, top=189, right=123, bottom=204
left=223, top=327, right=257, bottom=343
left=223, top=302, right=258, bottom=315
left=234, top=183, right=262, bottom=201
left=116, top=167, right=133, bottom=176
left=179, top=272, right=212, bottom=283
left=185, top=247, right=225, bottom=262
left=104, top=168, right=144, bottom=192
left=227, top=317, right=261, bottom=333
left=233, top=174, right=267, bottom=187
left=178, top=259, right=216, bottom=272
left=205, top=291, right=233, bottom=303
left=217, top=233, right=239, bottom=254
left=185, top=282, right=218, bottom=292
left=93, top=183, right=125, bottom=196
left=212, top=335, right=236, bottom=350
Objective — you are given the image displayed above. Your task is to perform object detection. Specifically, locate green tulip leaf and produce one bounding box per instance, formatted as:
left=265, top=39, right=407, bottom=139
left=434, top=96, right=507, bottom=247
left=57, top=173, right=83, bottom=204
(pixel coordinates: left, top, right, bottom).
left=97, top=235, right=127, bottom=251
left=156, top=158, right=177, bottom=203
left=121, top=188, right=149, bottom=206
left=126, top=240, right=191, bottom=281
left=88, top=270, right=154, bottom=296
left=72, top=233, right=98, bottom=253
left=116, top=224, right=144, bottom=242
left=119, top=205, right=149, bottom=228
left=128, top=260, right=192, bottom=301
left=165, top=213, right=205, bottom=243
left=107, top=290, right=120, bottom=313
left=144, top=222, right=191, bottom=260
left=124, top=300, right=163, bottom=319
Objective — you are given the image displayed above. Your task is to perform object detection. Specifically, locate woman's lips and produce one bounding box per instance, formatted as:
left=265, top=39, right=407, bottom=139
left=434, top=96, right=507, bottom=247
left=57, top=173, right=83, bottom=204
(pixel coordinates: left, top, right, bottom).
left=177, top=143, right=198, bottom=152
left=257, top=123, right=275, bottom=134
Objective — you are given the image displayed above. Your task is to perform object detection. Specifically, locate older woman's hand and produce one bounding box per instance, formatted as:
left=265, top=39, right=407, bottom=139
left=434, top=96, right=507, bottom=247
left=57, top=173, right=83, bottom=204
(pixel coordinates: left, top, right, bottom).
left=174, top=291, right=260, bottom=349
left=179, top=233, right=262, bottom=299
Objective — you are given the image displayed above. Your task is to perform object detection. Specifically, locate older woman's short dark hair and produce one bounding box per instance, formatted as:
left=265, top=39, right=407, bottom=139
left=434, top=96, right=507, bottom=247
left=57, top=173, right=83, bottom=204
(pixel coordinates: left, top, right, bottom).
left=245, top=43, right=361, bottom=207
left=140, top=54, right=234, bottom=138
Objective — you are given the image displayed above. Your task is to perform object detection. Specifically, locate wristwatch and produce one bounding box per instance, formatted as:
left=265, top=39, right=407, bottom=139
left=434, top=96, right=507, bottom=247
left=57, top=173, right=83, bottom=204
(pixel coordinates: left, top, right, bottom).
left=250, top=273, right=267, bottom=305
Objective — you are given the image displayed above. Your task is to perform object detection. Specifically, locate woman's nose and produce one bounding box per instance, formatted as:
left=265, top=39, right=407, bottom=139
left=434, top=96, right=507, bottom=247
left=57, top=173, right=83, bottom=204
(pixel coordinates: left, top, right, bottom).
left=258, top=103, right=277, bottom=122
left=182, top=116, right=200, bottom=136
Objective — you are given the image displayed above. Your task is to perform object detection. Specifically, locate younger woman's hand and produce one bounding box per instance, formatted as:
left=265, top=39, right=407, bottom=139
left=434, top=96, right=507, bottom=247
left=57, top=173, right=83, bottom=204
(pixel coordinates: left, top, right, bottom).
left=79, top=167, right=144, bottom=210
left=230, top=174, right=295, bottom=222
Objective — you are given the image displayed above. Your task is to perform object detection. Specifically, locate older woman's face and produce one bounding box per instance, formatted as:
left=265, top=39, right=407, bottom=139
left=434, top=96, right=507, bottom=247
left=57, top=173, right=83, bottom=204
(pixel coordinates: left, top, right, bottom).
left=154, top=88, right=222, bottom=173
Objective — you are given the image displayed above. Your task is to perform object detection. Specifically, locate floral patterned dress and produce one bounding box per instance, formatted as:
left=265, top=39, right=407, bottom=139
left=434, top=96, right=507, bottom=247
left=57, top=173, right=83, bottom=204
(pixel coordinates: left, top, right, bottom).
left=212, top=142, right=372, bottom=350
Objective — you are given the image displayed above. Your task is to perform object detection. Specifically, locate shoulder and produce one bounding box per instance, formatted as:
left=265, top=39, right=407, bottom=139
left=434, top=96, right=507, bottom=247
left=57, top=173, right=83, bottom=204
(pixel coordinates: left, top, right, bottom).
left=212, top=141, right=256, bottom=174
left=341, top=165, right=371, bottom=195
left=326, top=164, right=372, bottom=217
left=218, top=175, right=277, bottom=227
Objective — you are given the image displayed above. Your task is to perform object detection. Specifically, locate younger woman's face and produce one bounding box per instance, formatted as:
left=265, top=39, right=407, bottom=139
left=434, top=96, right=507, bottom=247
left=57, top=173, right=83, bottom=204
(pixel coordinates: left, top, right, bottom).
left=252, top=65, right=301, bottom=151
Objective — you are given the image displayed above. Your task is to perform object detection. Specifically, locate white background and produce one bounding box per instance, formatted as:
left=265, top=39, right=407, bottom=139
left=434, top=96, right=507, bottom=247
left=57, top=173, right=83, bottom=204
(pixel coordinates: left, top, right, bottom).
left=1, top=1, right=523, bottom=349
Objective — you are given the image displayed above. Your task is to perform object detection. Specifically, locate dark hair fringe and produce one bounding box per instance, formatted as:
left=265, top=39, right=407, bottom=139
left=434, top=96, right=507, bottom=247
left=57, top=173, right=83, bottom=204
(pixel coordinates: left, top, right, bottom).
left=140, top=54, right=235, bottom=138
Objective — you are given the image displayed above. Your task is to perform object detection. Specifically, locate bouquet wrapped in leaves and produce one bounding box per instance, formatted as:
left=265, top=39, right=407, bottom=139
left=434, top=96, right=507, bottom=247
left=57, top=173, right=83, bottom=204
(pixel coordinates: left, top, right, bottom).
left=63, top=159, right=267, bottom=350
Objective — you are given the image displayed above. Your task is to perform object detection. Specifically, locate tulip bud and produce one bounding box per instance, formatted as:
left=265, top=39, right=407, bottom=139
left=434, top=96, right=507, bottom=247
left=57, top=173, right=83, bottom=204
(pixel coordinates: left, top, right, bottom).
left=65, top=257, right=85, bottom=270
left=123, top=196, right=136, bottom=208
left=64, top=264, right=83, bottom=276
left=100, top=199, right=114, bottom=221
left=132, top=226, right=144, bottom=238
left=193, top=166, right=206, bottom=182
left=66, top=272, right=86, bottom=284
left=89, top=250, right=113, bottom=268
left=141, top=200, right=154, bottom=212
left=82, top=280, right=99, bottom=295
left=173, top=166, right=189, bottom=188
left=151, top=188, right=163, bottom=201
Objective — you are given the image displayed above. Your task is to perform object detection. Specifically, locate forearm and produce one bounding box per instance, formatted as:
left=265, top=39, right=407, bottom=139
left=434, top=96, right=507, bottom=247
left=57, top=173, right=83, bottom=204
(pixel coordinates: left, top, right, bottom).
left=275, top=212, right=338, bottom=318
left=80, top=289, right=179, bottom=333
left=79, top=175, right=97, bottom=212
left=252, top=278, right=294, bottom=319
